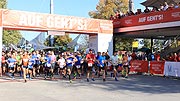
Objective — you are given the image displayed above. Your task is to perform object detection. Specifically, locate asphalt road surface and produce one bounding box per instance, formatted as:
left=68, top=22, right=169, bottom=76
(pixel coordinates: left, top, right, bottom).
left=0, top=74, right=180, bottom=101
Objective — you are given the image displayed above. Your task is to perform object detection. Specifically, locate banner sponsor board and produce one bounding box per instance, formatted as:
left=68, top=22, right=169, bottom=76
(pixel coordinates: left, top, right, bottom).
left=113, top=8, right=180, bottom=28
left=0, top=9, right=113, bottom=34
left=164, top=62, right=180, bottom=77
left=150, top=61, right=165, bottom=75
left=130, top=60, right=148, bottom=73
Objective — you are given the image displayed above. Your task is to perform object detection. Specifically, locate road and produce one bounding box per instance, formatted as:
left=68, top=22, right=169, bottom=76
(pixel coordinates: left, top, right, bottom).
left=0, top=74, right=180, bottom=101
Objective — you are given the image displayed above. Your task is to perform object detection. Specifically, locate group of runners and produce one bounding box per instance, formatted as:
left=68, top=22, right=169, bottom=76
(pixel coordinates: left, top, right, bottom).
left=0, top=49, right=131, bottom=83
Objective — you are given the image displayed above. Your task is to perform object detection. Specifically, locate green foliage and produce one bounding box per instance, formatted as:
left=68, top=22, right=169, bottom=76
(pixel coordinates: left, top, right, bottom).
left=3, top=30, right=22, bottom=45
left=144, top=39, right=151, bottom=49
left=114, top=36, right=134, bottom=51
left=1, top=0, right=22, bottom=46
left=89, top=0, right=128, bottom=19
left=0, top=0, right=7, bottom=8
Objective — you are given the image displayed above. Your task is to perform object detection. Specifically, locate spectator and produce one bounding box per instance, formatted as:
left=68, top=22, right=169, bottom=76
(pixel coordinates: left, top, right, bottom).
left=131, top=51, right=136, bottom=60
left=160, top=4, right=164, bottom=11
left=177, top=52, right=180, bottom=62
left=163, top=2, right=169, bottom=11
left=174, top=2, right=179, bottom=8
left=168, top=4, right=174, bottom=10
left=115, top=10, right=121, bottom=19
left=144, top=6, right=150, bottom=13
left=135, top=9, right=142, bottom=15
left=110, top=14, right=114, bottom=20
left=151, top=6, right=159, bottom=12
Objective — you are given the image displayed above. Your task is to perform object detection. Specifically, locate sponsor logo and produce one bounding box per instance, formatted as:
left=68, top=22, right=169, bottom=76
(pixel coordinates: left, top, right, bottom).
left=172, top=12, right=180, bottom=18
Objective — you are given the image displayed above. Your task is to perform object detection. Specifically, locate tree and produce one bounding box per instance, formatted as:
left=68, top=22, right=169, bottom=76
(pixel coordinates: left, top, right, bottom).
left=89, top=0, right=128, bottom=19
left=3, top=30, right=22, bottom=46
left=114, top=36, right=134, bottom=51
left=89, top=0, right=133, bottom=51
left=45, top=34, right=72, bottom=51
left=0, top=0, right=7, bottom=8
left=1, top=0, right=22, bottom=46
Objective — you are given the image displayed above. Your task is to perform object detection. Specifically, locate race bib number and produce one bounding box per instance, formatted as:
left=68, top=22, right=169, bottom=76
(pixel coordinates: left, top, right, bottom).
left=28, top=62, right=33, bottom=66
left=76, top=65, right=81, bottom=68
left=67, top=60, right=71, bottom=63
left=9, top=63, right=14, bottom=66
left=47, top=63, right=51, bottom=67
left=23, top=59, right=28, bottom=62
left=88, top=63, right=93, bottom=67
left=59, top=65, right=64, bottom=68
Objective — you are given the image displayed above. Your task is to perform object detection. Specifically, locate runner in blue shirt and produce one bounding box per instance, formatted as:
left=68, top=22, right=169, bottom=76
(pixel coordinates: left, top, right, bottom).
left=65, top=52, right=77, bottom=83
left=44, top=53, right=52, bottom=79
left=28, top=53, right=35, bottom=80
left=74, top=52, right=83, bottom=79
left=97, top=52, right=106, bottom=81
left=7, top=55, right=16, bottom=79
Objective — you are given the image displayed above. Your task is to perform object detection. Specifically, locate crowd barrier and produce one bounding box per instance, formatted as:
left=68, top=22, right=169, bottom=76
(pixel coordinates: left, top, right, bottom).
left=129, top=60, right=180, bottom=77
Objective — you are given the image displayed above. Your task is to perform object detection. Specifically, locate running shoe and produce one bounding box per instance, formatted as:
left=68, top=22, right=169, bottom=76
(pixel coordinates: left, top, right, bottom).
left=115, top=77, right=118, bottom=81
left=87, top=78, right=89, bottom=82
left=103, top=79, right=106, bottom=82
left=91, top=78, right=95, bottom=81
left=70, top=80, right=72, bottom=83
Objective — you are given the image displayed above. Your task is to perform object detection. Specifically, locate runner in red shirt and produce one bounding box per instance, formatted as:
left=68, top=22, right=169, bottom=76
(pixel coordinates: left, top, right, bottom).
left=86, top=49, right=96, bottom=82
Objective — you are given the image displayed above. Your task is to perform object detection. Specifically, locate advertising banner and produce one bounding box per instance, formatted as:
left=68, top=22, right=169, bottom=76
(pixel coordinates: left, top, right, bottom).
left=113, top=8, right=180, bottom=28
left=130, top=60, right=149, bottom=73
left=150, top=61, right=165, bottom=75
left=1, top=9, right=112, bottom=34
left=164, top=62, right=180, bottom=77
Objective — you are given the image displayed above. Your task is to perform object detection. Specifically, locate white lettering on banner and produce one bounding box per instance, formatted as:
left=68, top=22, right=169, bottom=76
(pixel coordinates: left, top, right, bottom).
left=138, top=15, right=163, bottom=23
left=19, top=14, right=88, bottom=30
left=172, top=12, right=180, bottom=18
left=125, top=19, right=132, bottom=24
left=47, top=16, right=54, bottom=28
left=164, top=62, right=180, bottom=77
left=19, top=14, right=43, bottom=26
left=78, top=19, right=87, bottom=30
left=147, top=15, right=163, bottom=21
left=139, top=17, right=146, bottom=22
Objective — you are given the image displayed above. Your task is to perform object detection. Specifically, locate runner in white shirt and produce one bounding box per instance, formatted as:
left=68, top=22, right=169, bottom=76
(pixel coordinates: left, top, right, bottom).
left=109, top=51, right=119, bottom=81
left=57, top=54, right=66, bottom=78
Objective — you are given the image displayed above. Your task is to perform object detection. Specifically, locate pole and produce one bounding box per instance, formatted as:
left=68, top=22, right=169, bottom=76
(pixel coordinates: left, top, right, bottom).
left=50, top=0, right=54, bottom=14
left=49, top=0, right=54, bottom=46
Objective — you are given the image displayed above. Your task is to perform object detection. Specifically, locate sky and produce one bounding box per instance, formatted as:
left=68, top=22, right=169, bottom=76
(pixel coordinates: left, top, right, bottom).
left=7, top=0, right=145, bottom=41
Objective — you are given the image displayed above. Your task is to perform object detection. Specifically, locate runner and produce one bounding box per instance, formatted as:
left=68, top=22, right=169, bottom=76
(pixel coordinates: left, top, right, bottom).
left=15, top=51, right=23, bottom=78
left=1, top=51, right=6, bottom=76
left=7, top=54, right=16, bottom=79
left=44, top=52, right=52, bottom=79
left=32, top=51, right=38, bottom=78
left=97, top=52, right=106, bottom=81
left=86, top=49, right=96, bottom=82
left=74, top=52, right=83, bottom=79
left=57, top=54, right=66, bottom=78
left=35, top=51, right=41, bottom=76
left=50, top=51, right=56, bottom=78
left=22, top=51, right=29, bottom=82
left=65, top=52, right=77, bottom=83
left=109, top=51, right=119, bottom=81
left=28, top=53, right=35, bottom=80
left=122, top=52, right=129, bottom=78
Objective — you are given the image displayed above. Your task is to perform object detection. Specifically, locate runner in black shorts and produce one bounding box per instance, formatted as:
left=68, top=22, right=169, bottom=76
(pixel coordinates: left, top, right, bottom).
left=86, top=49, right=96, bottom=82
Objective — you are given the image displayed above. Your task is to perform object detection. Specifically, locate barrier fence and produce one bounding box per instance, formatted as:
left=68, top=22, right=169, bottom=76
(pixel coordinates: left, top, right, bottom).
left=129, top=60, right=180, bottom=77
